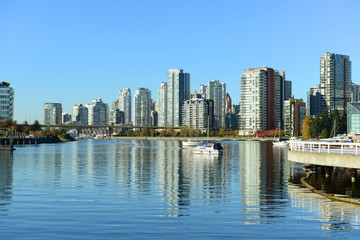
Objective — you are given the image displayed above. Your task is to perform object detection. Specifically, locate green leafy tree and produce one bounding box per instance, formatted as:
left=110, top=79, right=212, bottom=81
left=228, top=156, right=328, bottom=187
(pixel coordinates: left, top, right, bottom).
left=320, top=128, right=329, bottom=138
left=219, top=128, right=226, bottom=137
left=141, top=127, right=150, bottom=136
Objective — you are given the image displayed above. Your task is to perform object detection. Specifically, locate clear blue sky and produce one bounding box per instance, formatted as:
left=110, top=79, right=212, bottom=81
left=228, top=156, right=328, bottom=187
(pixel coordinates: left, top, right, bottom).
left=1, top=0, right=359, bottom=123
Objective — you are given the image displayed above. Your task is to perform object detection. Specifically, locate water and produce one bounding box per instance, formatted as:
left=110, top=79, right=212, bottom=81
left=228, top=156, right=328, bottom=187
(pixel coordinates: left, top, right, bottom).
left=0, top=140, right=360, bottom=239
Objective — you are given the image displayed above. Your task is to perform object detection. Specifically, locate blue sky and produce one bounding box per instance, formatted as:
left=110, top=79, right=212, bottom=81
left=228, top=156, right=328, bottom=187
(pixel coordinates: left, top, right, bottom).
left=1, top=0, right=359, bottom=123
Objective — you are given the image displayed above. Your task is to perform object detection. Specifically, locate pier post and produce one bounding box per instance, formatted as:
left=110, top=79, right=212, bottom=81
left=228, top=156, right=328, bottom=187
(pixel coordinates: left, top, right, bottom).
left=351, top=168, right=357, bottom=183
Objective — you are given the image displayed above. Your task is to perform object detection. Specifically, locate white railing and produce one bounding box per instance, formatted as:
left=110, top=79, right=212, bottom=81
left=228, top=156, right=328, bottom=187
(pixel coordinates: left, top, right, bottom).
left=290, top=141, right=360, bottom=155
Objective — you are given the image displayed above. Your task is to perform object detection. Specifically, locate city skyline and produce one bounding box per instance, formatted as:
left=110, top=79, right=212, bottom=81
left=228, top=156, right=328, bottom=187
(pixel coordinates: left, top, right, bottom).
left=1, top=0, right=360, bottom=123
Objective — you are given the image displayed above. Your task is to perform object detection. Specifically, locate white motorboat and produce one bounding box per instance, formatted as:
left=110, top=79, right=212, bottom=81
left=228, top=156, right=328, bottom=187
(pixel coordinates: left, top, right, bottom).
left=182, top=139, right=203, bottom=147
left=273, top=141, right=289, bottom=147
left=193, top=142, right=223, bottom=155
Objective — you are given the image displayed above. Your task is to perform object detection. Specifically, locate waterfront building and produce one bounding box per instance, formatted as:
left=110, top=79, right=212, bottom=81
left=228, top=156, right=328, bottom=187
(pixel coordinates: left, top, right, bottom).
left=0, top=82, right=14, bottom=122
left=239, top=67, right=282, bottom=134
left=348, top=102, right=360, bottom=135
left=283, top=99, right=306, bottom=137
left=198, top=84, right=207, bottom=99
left=134, top=88, right=151, bottom=127
left=86, top=99, right=109, bottom=125
left=72, top=104, right=88, bottom=125
left=351, top=83, right=360, bottom=102
left=62, top=112, right=71, bottom=124
left=44, top=103, right=62, bottom=125
left=207, top=80, right=226, bottom=129
left=167, top=69, right=190, bottom=127
left=110, top=109, right=124, bottom=125
left=182, top=99, right=214, bottom=132
left=284, top=80, right=292, bottom=101
left=151, top=110, right=158, bottom=126
left=320, top=52, right=351, bottom=113
left=118, top=88, right=132, bottom=124
left=225, top=93, right=232, bottom=114
left=157, top=82, right=167, bottom=127
left=306, top=85, right=322, bottom=117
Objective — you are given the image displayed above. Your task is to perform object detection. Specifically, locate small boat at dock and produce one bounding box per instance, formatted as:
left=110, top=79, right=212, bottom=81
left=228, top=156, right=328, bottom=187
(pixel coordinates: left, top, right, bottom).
left=193, top=142, right=223, bottom=155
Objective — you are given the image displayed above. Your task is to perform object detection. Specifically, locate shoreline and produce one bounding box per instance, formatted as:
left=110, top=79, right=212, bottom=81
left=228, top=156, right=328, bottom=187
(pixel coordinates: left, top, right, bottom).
left=110, top=136, right=275, bottom=142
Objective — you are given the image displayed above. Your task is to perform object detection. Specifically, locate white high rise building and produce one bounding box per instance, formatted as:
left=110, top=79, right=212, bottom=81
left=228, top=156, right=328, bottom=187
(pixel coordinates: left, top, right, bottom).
left=167, top=69, right=190, bottom=127
left=182, top=99, right=214, bottom=132
left=118, top=88, right=131, bottom=124
left=207, top=80, right=226, bottom=129
left=134, top=88, right=152, bottom=127
left=72, top=104, right=88, bottom=125
left=44, top=103, right=62, bottom=125
left=0, top=82, right=14, bottom=122
left=239, top=67, right=282, bottom=134
left=86, top=99, right=109, bottom=125
left=157, top=82, right=167, bottom=127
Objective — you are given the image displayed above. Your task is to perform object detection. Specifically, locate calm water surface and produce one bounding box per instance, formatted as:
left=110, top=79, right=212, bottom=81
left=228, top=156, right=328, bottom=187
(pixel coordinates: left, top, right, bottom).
left=0, top=140, right=360, bottom=239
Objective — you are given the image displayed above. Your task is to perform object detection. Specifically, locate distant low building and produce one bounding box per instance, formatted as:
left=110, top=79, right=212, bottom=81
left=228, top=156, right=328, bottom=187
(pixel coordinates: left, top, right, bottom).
left=0, top=82, right=14, bottom=122
left=44, top=103, right=62, bottom=125
left=62, top=112, right=72, bottom=124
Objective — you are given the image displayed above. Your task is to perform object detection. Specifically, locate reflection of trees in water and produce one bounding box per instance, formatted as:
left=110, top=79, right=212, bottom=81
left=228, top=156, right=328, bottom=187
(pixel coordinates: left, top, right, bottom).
left=0, top=151, right=13, bottom=215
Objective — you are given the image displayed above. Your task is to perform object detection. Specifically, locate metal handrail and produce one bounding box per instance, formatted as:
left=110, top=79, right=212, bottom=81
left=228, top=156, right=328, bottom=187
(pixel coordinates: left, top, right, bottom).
left=290, top=141, right=360, bottom=155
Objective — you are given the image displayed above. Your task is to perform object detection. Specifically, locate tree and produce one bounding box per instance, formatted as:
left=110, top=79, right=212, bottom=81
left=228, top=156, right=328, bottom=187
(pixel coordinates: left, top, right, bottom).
left=320, top=128, right=329, bottom=139
left=219, top=128, right=226, bottom=137
left=302, top=117, right=312, bottom=140
left=179, top=125, right=189, bottom=137
left=30, top=120, right=41, bottom=132
left=141, top=127, right=150, bottom=136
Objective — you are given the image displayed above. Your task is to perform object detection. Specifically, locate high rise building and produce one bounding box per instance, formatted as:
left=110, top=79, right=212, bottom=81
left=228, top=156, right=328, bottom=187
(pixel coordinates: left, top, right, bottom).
left=86, top=99, right=109, bottom=125
left=283, top=98, right=306, bottom=137
left=167, top=69, right=190, bottom=127
left=225, top=93, right=232, bottom=114
left=306, top=85, right=322, bottom=116
left=198, top=84, right=207, bottom=99
left=320, top=52, right=351, bottom=113
left=207, top=80, right=226, bottom=129
left=44, top=103, right=62, bottom=125
left=182, top=99, right=214, bottom=132
left=72, top=104, right=88, bottom=125
left=157, top=82, right=167, bottom=127
left=284, top=80, right=292, bottom=101
left=62, top=112, right=71, bottom=124
left=110, top=109, right=124, bottom=125
left=0, top=82, right=14, bottom=122
left=239, top=67, right=282, bottom=134
left=118, top=88, right=132, bottom=124
left=351, top=83, right=360, bottom=102
left=134, top=88, right=151, bottom=127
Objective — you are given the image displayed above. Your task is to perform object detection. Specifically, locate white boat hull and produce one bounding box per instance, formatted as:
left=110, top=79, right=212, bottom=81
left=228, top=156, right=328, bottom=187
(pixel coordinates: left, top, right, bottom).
left=273, top=141, right=289, bottom=147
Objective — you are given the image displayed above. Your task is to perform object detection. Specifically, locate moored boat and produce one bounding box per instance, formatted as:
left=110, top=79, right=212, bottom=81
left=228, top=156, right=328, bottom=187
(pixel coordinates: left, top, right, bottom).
left=193, top=142, right=223, bottom=155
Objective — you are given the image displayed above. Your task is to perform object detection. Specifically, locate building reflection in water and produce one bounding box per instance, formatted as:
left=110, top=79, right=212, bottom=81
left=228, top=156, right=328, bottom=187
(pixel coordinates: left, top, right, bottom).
left=288, top=182, right=360, bottom=230
left=0, top=151, right=13, bottom=216
left=239, top=142, right=289, bottom=223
